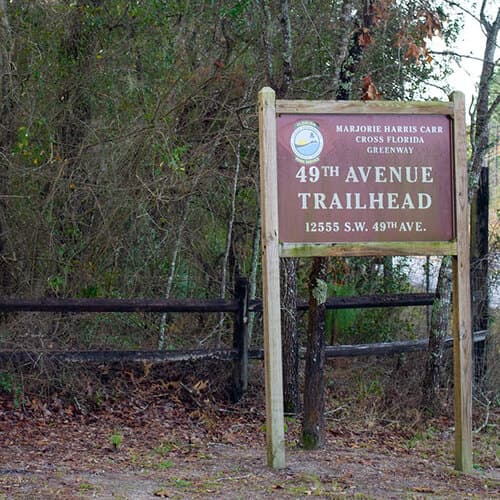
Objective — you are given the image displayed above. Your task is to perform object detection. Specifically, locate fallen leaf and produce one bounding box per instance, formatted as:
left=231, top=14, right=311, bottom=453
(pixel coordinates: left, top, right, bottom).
left=413, top=486, right=435, bottom=493
left=153, top=488, right=170, bottom=497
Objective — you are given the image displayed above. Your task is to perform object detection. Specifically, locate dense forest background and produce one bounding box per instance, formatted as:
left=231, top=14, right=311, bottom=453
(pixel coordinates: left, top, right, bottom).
left=0, top=0, right=497, bottom=364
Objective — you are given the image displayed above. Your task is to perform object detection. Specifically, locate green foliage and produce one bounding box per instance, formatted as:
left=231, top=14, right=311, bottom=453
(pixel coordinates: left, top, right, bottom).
left=352, top=309, right=415, bottom=343
left=406, top=427, right=436, bottom=449
left=155, top=459, right=174, bottom=470
left=325, top=282, right=359, bottom=342
left=77, top=481, right=99, bottom=493
left=172, top=478, right=192, bottom=489
left=357, top=377, right=384, bottom=401
left=109, top=430, right=123, bottom=450
left=0, top=372, right=23, bottom=408
left=324, top=258, right=414, bottom=343
left=0, top=372, right=14, bottom=394
left=154, top=441, right=176, bottom=456
left=0, top=0, right=463, bottom=357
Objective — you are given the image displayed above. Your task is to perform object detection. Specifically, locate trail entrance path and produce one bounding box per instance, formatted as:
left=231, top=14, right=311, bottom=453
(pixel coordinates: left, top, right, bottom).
left=1, top=438, right=498, bottom=499
left=1, top=397, right=498, bottom=499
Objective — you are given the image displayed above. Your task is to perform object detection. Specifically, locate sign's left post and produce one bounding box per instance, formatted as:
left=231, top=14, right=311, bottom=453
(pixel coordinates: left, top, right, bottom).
left=258, top=87, right=285, bottom=469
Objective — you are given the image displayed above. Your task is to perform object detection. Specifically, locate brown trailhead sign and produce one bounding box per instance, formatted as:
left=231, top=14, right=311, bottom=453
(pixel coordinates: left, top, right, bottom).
left=277, top=114, right=454, bottom=243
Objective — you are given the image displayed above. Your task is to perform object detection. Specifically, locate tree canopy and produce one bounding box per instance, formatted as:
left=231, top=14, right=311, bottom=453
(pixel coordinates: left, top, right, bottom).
left=0, top=0, right=476, bottom=351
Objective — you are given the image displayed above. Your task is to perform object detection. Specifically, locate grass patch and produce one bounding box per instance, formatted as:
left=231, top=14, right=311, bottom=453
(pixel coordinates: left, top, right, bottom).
left=77, top=481, right=100, bottom=494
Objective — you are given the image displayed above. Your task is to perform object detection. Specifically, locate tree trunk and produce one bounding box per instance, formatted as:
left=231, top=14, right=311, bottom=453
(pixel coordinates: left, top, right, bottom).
left=383, top=257, right=393, bottom=292
left=471, top=165, right=489, bottom=383
left=0, top=0, right=13, bottom=294
left=278, top=0, right=293, bottom=96
left=58, top=1, right=97, bottom=158
left=157, top=226, right=183, bottom=350
left=247, top=216, right=260, bottom=346
left=281, top=257, right=300, bottom=413
left=421, top=256, right=452, bottom=415
left=302, top=257, right=328, bottom=449
left=216, top=141, right=241, bottom=347
left=261, top=0, right=276, bottom=90
left=469, top=5, right=499, bottom=387
left=0, top=0, right=12, bottom=110
left=336, top=0, right=374, bottom=100
left=331, top=0, right=355, bottom=98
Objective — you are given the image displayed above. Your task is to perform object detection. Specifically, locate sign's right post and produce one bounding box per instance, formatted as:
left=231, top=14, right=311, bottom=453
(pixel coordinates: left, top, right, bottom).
left=451, top=91, right=472, bottom=473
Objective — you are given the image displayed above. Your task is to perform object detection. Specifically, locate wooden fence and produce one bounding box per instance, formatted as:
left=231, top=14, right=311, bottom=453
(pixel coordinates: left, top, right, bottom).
left=0, top=278, right=487, bottom=401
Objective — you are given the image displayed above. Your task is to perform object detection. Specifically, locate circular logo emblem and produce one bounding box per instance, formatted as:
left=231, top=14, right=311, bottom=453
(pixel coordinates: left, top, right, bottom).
left=290, top=122, right=324, bottom=162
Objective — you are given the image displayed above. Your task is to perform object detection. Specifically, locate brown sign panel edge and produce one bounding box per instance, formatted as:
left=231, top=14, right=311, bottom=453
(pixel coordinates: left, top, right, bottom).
left=275, top=99, right=458, bottom=258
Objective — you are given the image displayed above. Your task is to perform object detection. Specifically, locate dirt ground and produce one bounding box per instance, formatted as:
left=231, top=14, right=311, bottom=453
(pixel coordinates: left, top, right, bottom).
left=0, top=361, right=498, bottom=499
left=1, top=436, right=498, bottom=499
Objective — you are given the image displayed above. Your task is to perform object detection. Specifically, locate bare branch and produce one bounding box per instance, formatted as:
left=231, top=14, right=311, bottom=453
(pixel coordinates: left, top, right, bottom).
left=298, top=0, right=336, bottom=62
left=443, top=0, right=481, bottom=25
left=428, top=50, right=485, bottom=63
left=480, top=0, right=492, bottom=31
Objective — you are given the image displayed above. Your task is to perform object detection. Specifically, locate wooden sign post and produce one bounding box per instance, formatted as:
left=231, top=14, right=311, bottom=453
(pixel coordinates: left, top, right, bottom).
left=258, top=87, right=472, bottom=472
left=259, top=88, right=286, bottom=469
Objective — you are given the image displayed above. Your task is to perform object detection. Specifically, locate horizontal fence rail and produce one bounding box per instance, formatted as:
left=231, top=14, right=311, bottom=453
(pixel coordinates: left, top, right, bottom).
left=0, top=331, right=487, bottom=364
left=0, top=297, right=240, bottom=313
left=0, top=292, right=436, bottom=314
left=0, top=349, right=236, bottom=364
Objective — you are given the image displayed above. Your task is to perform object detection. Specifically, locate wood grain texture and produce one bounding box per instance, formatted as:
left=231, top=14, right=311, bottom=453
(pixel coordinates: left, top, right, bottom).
left=276, top=99, right=454, bottom=115
left=0, top=297, right=240, bottom=313
left=0, top=332, right=486, bottom=363
left=280, top=241, right=457, bottom=258
left=259, top=87, right=286, bottom=469
left=450, top=91, right=473, bottom=473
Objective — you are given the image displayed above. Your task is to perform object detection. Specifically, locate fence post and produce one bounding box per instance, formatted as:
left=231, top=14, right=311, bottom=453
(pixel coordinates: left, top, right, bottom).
left=231, top=277, right=249, bottom=402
